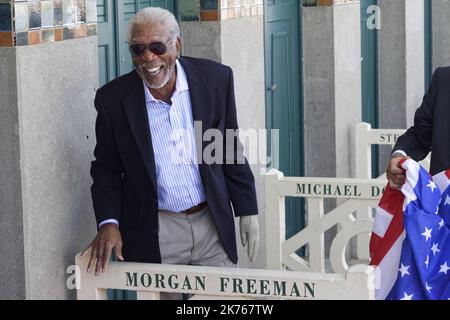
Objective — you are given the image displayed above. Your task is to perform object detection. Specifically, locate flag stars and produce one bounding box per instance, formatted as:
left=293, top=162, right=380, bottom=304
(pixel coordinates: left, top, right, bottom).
left=426, top=181, right=437, bottom=193
left=431, top=243, right=441, bottom=256
left=439, top=219, right=445, bottom=229
left=421, top=226, right=432, bottom=241
left=399, top=263, right=410, bottom=278
left=439, top=262, right=450, bottom=275
left=425, top=255, right=429, bottom=269
left=445, top=195, right=450, bottom=206
left=400, top=292, right=414, bottom=300
left=425, top=282, right=432, bottom=293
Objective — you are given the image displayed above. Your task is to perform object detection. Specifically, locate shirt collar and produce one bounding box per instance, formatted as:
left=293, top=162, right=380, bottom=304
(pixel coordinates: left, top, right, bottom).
left=144, top=59, right=189, bottom=104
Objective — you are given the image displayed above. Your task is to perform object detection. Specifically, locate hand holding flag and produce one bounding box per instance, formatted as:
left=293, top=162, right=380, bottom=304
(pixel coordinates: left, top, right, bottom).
left=370, top=158, right=450, bottom=300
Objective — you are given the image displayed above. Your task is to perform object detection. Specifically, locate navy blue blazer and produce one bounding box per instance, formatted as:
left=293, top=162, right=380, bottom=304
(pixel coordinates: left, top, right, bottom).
left=394, top=67, right=450, bottom=175
left=90, top=57, right=258, bottom=264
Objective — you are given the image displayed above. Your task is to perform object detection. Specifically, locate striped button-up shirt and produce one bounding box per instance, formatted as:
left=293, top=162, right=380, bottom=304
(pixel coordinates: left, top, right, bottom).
left=99, top=60, right=207, bottom=227
left=143, top=59, right=206, bottom=212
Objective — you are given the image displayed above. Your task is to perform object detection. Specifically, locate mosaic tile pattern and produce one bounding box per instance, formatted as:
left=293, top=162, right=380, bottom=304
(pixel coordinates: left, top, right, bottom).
left=41, top=0, right=54, bottom=28
left=0, top=2, right=12, bottom=31
left=200, top=0, right=218, bottom=10
left=179, top=0, right=220, bottom=22
left=316, top=0, right=359, bottom=5
left=180, top=0, right=200, bottom=21
left=54, top=0, right=63, bottom=26
left=29, top=1, right=42, bottom=29
left=304, top=0, right=317, bottom=5
left=15, top=31, right=29, bottom=46
left=0, top=0, right=97, bottom=47
left=0, top=31, right=13, bottom=46
left=0, top=0, right=267, bottom=46
left=15, top=2, right=29, bottom=32
left=221, top=0, right=263, bottom=20
left=200, top=0, right=219, bottom=21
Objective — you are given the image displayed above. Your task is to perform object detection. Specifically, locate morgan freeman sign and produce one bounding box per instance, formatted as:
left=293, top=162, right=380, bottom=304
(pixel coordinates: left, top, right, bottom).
left=124, top=271, right=315, bottom=299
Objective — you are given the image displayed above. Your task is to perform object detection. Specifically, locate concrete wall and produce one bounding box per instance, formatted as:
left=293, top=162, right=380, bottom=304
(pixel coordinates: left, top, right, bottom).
left=432, top=0, right=450, bottom=69
left=181, top=21, right=222, bottom=63
left=221, top=16, right=266, bottom=269
left=378, top=0, right=425, bottom=171
left=379, top=0, right=425, bottom=130
left=303, top=6, right=337, bottom=261
left=303, top=6, right=336, bottom=179
left=0, top=37, right=98, bottom=299
left=404, top=0, right=425, bottom=126
left=333, top=2, right=362, bottom=179
left=303, top=4, right=361, bottom=261
left=0, top=48, right=26, bottom=300
left=378, top=0, right=407, bottom=131
left=303, top=4, right=361, bottom=179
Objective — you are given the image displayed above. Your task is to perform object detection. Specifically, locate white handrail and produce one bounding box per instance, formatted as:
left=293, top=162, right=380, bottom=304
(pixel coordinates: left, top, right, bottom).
left=354, top=122, right=430, bottom=260
left=75, top=253, right=375, bottom=300
left=264, top=169, right=385, bottom=274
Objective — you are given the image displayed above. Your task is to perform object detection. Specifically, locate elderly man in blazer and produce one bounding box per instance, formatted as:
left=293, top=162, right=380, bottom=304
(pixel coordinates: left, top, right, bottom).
left=82, top=7, right=259, bottom=275
left=387, top=67, right=450, bottom=188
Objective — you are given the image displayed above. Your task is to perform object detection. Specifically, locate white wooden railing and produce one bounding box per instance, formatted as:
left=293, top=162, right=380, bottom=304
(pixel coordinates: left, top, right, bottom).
left=354, top=123, right=431, bottom=260
left=264, top=169, right=385, bottom=274
left=355, top=122, right=430, bottom=180
left=78, top=122, right=428, bottom=300
left=75, top=253, right=375, bottom=300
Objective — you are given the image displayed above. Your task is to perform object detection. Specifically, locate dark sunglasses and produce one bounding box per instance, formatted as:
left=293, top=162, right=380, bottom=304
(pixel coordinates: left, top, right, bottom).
left=129, top=39, right=171, bottom=56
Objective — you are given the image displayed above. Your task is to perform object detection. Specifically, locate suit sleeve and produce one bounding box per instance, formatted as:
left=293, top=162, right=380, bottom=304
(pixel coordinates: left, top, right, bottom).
left=222, top=67, right=259, bottom=217
left=90, top=90, right=124, bottom=227
left=393, top=68, right=441, bottom=161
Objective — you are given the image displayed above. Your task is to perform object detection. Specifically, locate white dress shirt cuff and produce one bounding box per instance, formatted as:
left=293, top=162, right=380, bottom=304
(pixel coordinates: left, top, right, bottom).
left=99, top=219, right=119, bottom=228
left=391, top=150, right=407, bottom=157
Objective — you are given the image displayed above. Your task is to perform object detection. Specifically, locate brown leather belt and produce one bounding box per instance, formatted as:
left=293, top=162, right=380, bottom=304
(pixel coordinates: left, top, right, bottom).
left=181, top=202, right=207, bottom=215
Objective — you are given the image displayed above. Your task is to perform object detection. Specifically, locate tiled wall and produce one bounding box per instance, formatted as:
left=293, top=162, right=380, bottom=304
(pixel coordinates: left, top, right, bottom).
left=0, top=0, right=266, bottom=46
left=0, top=0, right=97, bottom=47
left=180, top=0, right=263, bottom=22
left=220, top=0, right=263, bottom=20
left=180, top=0, right=219, bottom=21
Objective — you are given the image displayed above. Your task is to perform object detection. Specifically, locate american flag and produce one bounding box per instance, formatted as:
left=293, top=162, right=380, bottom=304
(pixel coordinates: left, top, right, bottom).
left=370, top=158, right=450, bottom=300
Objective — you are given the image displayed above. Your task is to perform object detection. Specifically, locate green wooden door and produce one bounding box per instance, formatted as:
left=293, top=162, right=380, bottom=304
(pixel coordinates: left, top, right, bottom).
left=360, top=0, right=379, bottom=177
left=97, top=0, right=177, bottom=86
left=265, top=0, right=304, bottom=238
left=97, top=0, right=118, bottom=86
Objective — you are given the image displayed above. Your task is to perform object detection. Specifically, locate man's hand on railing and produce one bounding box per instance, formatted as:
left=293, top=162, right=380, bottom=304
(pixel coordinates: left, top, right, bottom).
left=386, top=154, right=409, bottom=190
left=80, top=223, right=124, bottom=276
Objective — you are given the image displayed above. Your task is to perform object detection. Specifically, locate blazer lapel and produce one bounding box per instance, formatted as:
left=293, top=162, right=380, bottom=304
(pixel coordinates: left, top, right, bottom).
left=122, top=71, right=157, bottom=191
left=179, top=58, right=211, bottom=181
left=179, top=58, right=210, bottom=125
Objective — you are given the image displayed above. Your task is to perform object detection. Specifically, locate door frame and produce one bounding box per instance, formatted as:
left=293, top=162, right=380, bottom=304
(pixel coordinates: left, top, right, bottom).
left=360, top=0, right=379, bottom=177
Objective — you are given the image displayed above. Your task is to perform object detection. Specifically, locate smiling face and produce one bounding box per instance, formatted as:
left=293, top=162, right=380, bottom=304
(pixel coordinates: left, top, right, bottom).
left=130, top=22, right=181, bottom=91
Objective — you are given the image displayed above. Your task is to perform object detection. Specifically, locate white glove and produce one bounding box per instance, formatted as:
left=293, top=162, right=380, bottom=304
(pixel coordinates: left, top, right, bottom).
left=239, top=215, right=259, bottom=262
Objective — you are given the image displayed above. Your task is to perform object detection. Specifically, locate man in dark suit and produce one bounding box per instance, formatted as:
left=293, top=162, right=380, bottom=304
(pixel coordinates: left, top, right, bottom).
left=387, top=67, right=450, bottom=189
left=81, top=7, right=259, bottom=276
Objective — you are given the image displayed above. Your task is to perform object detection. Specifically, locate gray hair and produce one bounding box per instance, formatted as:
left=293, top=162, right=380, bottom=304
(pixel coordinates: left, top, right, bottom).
left=127, top=7, right=180, bottom=43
